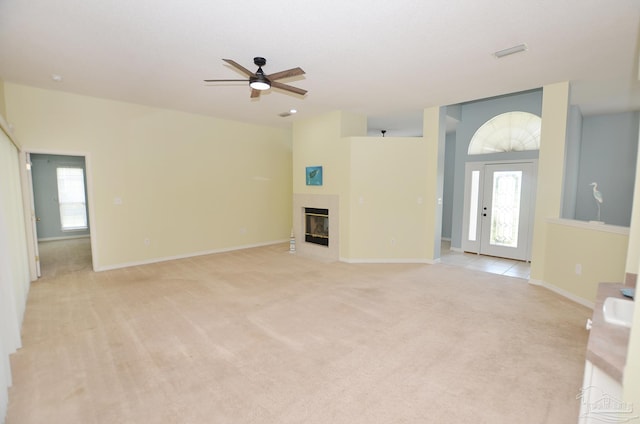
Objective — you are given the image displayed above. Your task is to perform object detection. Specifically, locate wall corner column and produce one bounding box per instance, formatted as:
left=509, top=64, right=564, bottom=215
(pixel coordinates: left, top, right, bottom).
left=423, top=106, right=446, bottom=260
left=530, top=82, right=570, bottom=281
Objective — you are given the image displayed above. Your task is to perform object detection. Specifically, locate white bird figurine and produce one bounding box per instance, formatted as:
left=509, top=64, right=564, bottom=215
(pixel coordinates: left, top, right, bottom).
left=590, top=182, right=603, bottom=222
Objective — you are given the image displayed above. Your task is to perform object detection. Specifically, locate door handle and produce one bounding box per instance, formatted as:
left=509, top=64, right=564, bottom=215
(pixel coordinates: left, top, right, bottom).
left=36, top=217, right=41, bottom=222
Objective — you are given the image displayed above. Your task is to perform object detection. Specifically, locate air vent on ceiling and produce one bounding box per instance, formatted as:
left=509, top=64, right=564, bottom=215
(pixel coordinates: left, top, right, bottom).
left=494, top=43, right=528, bottom=58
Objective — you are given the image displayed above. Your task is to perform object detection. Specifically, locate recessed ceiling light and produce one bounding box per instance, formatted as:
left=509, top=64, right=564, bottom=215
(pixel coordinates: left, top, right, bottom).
left=278, top=109, right=299, bottom=118
left=494, top=43, right=528, bottom=58
left=51, top=74, right=63, bottom=82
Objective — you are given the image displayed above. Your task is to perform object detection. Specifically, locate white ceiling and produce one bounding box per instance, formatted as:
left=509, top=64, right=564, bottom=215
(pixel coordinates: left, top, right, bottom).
left=1, top=0, right=639, bottom=137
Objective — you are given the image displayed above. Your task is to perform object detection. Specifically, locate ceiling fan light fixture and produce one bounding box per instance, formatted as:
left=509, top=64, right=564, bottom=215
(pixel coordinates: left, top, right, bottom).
left=249, top=73, right=271, bottom=91
left=206, top=57, right=306, bottom=98
left=249, top=80, right=270, bottom=90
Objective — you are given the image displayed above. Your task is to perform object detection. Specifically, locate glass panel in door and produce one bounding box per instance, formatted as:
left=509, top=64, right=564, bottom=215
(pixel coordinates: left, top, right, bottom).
left=489, top=170, right=522, bottom=248
left=480, top=163, right=533, bottom=261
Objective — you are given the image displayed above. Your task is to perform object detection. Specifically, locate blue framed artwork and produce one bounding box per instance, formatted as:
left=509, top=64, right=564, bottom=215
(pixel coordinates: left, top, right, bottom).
left=306, top=166, right=323, bottom=186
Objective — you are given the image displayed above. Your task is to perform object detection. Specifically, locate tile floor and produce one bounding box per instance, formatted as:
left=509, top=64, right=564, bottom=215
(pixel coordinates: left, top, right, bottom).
left=439, top=239, right=531, bottom=279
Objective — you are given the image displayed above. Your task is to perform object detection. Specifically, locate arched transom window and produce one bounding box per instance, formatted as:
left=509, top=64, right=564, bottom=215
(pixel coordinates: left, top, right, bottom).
left=468, top=111, right=541, bottom=155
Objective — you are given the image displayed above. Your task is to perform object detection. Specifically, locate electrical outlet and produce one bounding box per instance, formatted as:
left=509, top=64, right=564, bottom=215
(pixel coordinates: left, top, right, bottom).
left=575, top=264, right=582, bottom=275
left=144, top=238, right=151, bottom=246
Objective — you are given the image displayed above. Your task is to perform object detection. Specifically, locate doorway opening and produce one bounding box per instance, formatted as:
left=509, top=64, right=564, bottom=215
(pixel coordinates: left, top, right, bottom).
left=461, top=160, right=537, bottom=261
left=25, top=152, right=94, bottom=278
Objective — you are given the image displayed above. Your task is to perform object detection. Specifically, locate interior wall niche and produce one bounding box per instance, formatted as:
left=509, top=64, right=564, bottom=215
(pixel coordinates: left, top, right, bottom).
left=569, top=111, right=639, bottom=226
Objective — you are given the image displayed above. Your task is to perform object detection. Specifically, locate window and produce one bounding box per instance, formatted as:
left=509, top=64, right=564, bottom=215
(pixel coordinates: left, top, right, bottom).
left=468, top=111, right=541, bottom=155
left=56, top=167, right=88, bottom=230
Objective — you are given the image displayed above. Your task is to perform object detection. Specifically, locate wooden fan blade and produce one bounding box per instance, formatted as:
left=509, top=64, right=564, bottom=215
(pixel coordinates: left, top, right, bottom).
left=270, top=81, right=307, bottom=96
left=250, top=88, right=261, bottom=98
left=266, top=67, right=305, bottom=81
left=222, top=59, right=255, bottom=77
left=204, top=79, right=249, bottom=82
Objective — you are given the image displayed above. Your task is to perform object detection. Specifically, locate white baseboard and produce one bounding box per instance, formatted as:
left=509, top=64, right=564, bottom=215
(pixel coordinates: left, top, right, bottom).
left=39, top=234, right=90, bottom=242
left=94, top=239, right=288, bottom=272
left=340, top=257, right=435, bottom=265
left=528, top=279, right=594, bottom=309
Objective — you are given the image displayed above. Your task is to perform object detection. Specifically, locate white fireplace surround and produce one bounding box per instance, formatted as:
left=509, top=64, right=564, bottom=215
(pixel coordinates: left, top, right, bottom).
left=293, top=194, right=339, bottom=261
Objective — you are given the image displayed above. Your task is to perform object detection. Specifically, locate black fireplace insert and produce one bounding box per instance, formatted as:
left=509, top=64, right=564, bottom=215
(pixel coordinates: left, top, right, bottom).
left=304, top=208, right=329, bottom=246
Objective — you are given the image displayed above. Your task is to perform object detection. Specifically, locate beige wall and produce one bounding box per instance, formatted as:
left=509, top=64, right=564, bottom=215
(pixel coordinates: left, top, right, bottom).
left=423, top=106, right=446, bottom=259
left=625, top=127, right=640, bottom=274
left=347, top=136, right=430, bottom=260
left=543, top=220, right=628, bottom=303
left=5, top=83, right=292, bottom=270
left=292, top=110, right=364, bottom=194
left=530, top=82, right=570, bottom=281
left=0, top=79, right=6, bottom=118
left=623, top=119, right=640, bottom=408
left=292, top=108, right=443, bottom=262
left=292, top=111, right=361, bottom=257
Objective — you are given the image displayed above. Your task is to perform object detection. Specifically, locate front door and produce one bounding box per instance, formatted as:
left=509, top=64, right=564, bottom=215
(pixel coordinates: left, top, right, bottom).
left=462, top=161, right=536, bottom=261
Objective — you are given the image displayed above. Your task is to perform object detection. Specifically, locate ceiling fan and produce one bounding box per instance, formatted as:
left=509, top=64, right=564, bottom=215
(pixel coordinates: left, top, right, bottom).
left=204, top=57, right=307, bottom=98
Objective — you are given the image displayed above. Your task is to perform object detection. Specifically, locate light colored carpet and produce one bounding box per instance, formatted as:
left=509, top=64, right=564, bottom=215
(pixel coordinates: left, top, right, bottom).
left=7, top=240, right=590, bottom=423
left=37, top=237, right=94, bottom=278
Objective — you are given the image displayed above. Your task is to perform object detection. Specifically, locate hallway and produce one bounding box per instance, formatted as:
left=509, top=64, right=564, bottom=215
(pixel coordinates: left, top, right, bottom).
left=37, top=237, right=92, bottom=279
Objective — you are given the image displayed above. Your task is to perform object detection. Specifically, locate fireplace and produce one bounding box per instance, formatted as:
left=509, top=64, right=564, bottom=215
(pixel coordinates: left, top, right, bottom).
left=293, top=194, right=338, bottom=261
left=304, top=208, right=329, bottom=246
